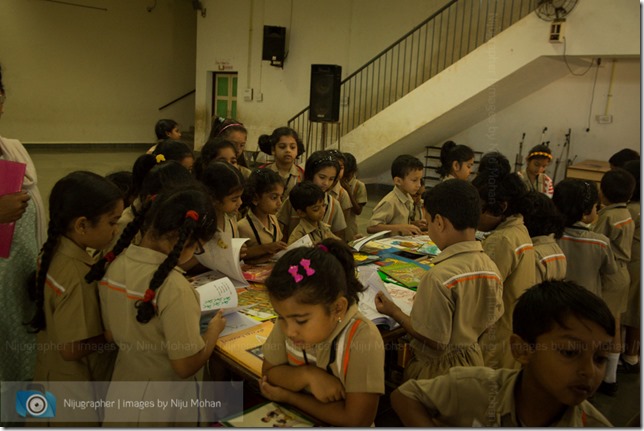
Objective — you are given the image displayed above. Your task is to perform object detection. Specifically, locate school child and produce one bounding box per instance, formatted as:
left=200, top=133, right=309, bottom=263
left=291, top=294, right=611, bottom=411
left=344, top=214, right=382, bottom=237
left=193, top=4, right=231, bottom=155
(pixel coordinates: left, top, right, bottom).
left=375, top=179, right=503, bottom=381
left=278, top=150, right=347, bottom=241
left=287, top=181, right=340, bottom=245
left=326, top=149, right=353, bottom=229
left=409, top=183, right=428, bottom=232
left=106, top=170, right=135, bottom=208
left=260, top=238, right=385, bottom=426
left=521, top=191, right=567, bottom=282
left=368, top=154, right=424, bottom=236
left=147, top=118, right=181, bottom=153
left=620, top=160, right=640, bottom=373
left=258, top=127, right=305, bottom=200
left=608, top=148, right=639, bottom=169
left=30, top=171, right=124, bottom=425
left=195, top=136, right=250, bottom=180
left=435, top=140, right=475, bottom=181
left=238, top=168, right=288, bottom=261
left=591, top=168, right=636, bottom=395
left=98, top=188, right=225, bottom=426
left=391, top=280, right=614, bottom=427
left=472, top=152, right=536, bottom=369
left=518, top=144, right=554, bottom=197
left=340, top=152, right=368, bottom=241
left=208, top=116, right=251, bottom=171
left=152, top=139, right=195, bottom=173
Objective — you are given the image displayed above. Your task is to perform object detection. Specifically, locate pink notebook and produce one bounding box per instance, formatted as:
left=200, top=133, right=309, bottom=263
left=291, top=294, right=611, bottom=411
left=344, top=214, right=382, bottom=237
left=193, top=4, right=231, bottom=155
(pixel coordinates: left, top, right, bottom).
left=0, top=159, right=27, bottom=258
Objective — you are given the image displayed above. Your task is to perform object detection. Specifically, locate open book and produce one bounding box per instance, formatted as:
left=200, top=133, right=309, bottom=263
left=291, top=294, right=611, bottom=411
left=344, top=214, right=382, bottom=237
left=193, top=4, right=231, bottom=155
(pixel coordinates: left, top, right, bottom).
left=221, top=401, right=315, bottom=427
left=357, top=267, right=414, bottom=330
left=196, top=237, right=250, bottom=287
left=350, top=230, right=391, bottom=252
left=215, top=320, right=274, bottom=378
left=273, top=234, right=312, bottom=260
left=0, top=160, right=27, bottom=258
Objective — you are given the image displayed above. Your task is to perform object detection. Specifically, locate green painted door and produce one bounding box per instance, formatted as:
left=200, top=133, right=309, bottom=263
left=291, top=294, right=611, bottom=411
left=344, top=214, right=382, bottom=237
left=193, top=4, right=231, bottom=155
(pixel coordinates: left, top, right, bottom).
left=213, top=73, right=238, bottom=119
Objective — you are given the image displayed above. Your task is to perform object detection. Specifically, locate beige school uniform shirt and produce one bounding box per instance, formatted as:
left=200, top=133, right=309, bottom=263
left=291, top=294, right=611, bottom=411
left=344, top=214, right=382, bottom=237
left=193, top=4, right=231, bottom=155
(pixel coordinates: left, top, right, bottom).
left=592, top=203, right=635, bottom=315
left=398, top=366, right=612, bottom=427
left=238, top=211, right=283, bottom=248
left=239, top=165, right=252, bottom=180
left=262, top=162, right=305, bottom=201
left=278, top=193, right=347, bottom=240
left=557, top=223, right=618, bottom=300
left=287, top=218, right=339, bottom=245
left=344, top=177, right=367, bottom=241
left=624, top=201, right=641, bottom=327
left=262, top=304, right=385, bottom=395
left=369, top=186, right=413, bottom=234
left=33, top=236, right=115, bottom=425
left=479, top=215, right=536, bottom=370
left=406, top=241, right=504, bottom=382
left=99, top=245, right=205, bottom=426
left=531, top=234, right=567, bottom=283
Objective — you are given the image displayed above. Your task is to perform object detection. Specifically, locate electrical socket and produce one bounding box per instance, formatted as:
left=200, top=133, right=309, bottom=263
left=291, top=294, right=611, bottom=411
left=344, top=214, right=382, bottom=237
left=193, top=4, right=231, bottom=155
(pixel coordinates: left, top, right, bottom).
left=243, top=88, right=253, bottom=101
left=596, top=115, right=613, bottom=124
left=256, top=93, right=263, bottom=102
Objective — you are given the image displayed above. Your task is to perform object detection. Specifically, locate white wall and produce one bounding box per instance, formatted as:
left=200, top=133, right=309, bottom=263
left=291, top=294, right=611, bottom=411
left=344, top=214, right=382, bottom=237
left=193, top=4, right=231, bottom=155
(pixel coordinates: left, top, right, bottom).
left=0, top=0, right=197, bottom=144
left=195, top=0, right=444, bottom=149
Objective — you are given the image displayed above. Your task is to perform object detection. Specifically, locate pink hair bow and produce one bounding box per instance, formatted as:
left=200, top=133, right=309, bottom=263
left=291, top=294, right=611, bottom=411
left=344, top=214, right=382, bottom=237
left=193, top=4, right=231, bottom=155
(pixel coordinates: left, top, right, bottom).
left=299, top=259, right=315, bottom=276
left=288, top=265, right=303, bottom=283
left=288, top=259, right=316, bottom=283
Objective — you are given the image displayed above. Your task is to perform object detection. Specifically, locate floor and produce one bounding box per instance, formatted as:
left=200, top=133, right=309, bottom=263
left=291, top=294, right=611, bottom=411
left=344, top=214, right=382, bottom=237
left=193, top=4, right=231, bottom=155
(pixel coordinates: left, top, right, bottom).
left=27, top=146, right=641, bottom=426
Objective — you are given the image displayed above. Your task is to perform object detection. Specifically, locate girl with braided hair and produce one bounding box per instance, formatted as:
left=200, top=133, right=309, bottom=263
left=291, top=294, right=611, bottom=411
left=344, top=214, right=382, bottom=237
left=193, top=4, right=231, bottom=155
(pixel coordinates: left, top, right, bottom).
left=30, top=171, right=124, bottom=426
left=99, top=187, right=224, bottom=426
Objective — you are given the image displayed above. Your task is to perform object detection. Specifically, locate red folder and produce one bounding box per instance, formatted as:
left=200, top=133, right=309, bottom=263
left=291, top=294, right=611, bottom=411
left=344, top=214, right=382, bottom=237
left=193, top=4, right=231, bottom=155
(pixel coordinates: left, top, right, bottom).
left=0, top=159, right=27, bottom=258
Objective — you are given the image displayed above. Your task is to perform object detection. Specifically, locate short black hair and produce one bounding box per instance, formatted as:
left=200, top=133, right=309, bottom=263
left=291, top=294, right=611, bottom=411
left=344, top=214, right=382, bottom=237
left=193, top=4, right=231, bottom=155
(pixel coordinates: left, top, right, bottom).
left=552, top=179, right=598, bottom=226
left=608, top=148, right=639, bottom=168
left=623, top=160, right=640, bottom=202
left=242, top=168, right=284, bottom=211
left=477, top=151, right=512, bottom=178
left=289, top=181, right=325, bottom=212
left=304, top=150, right=340, bottom=181
left=600, top=168, right=635, bottom=204
left=154, top=119, right=179, bottom=140
left=472, top=169, right=527, bottom=217
left=343, top=152, right=358, bottom=176
left=513, top=280, right=615, bottom=345
left=521, top=191, right=564, bottom=238
left=423, top=179, right=480, bottom=230
left=391, top=155, right=423, bottom=179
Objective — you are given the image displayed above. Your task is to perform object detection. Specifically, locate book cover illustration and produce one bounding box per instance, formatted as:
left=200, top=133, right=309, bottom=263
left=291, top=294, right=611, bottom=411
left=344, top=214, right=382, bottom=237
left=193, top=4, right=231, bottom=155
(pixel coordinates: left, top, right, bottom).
left=378, top=257, right=430, bottom=290
left=236, top=289, right=277, bottom=321
left=349, top=230, right=391, bottom=252
left=215, top=321, right=274, bottom=378
left=221, top=401, right=315, bottom=427
left=241, top=263, right=274, bottom=284
left=0, top=159, right=27, bottom=258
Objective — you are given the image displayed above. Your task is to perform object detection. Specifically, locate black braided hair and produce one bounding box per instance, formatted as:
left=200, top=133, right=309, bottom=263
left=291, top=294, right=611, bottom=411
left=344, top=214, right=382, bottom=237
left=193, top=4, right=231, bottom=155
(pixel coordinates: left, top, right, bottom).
left=135, top=188, right=217, bottom=324
left=240, top=168, right=283, bottom=212
left=28, top=171, right=123, bottom=332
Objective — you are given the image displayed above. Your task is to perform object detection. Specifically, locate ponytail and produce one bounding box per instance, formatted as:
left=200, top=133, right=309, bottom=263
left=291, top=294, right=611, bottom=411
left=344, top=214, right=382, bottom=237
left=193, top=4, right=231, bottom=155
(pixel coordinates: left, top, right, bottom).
left=436, top=141, right=474, bottom=178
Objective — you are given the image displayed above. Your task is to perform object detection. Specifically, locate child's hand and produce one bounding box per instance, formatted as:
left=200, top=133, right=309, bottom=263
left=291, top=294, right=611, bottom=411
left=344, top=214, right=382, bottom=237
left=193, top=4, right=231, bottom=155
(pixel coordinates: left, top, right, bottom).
left=340, top=178, right=351, bottom=191
left=259, top=375, right=290, bottom=403
left=375, top=291, right=401, bottom=317
left=306, top=368, right=346, bottom=402
left=411, top=219, right=428, bottom=231
left=399, top=224, right=422, bottom=236
left=240, top=244, right=248, bottom=260
left=206, top=310, right=226, bottom=339
left=265, top=241, right=288, bottom=255
left=0, top=192, right=30, bottom=223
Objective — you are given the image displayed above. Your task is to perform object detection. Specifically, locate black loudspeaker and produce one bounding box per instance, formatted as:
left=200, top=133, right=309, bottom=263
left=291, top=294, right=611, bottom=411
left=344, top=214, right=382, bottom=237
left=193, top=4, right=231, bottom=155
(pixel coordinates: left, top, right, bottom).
left=262, top=26, right=286, bottom=64
left=309, top=64, right=341, bottom=123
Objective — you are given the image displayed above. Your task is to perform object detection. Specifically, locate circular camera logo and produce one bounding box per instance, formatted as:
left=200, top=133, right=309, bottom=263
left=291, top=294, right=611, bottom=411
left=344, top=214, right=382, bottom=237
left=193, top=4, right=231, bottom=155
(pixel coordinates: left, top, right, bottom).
left=16, top=390, right=56, bottom=418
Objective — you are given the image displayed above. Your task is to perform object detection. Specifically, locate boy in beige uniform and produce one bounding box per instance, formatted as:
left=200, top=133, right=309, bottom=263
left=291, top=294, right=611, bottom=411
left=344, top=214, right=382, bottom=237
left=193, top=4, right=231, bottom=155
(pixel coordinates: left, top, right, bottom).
left=278, top=188, right=346, bottom=241
left=33, top=236, right=116, bottom=425
left=375, top=180, right=503, bottom=381
left=287, top=181, right=340, bottom=245
left=368, top=154, right=425, bottom=236
left=392, top=280, right=614, bottom=427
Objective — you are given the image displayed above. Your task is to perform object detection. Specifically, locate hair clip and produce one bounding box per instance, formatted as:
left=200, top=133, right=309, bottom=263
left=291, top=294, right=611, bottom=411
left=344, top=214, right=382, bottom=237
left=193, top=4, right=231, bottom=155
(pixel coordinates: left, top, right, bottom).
left=142, top=288, right=155, bottom=302
left=155, top=154, right=166, bottom=164
left=104, top=251, right=116, bottom=263
left=185, top=210, right=200, bottom=221
left=317, top=244, right=329, bottom=253
left=299, top=258, right=315, bottom=276
left=288, top=265, right=303, bottom=283
left=218, top=123, right=244, bottom=136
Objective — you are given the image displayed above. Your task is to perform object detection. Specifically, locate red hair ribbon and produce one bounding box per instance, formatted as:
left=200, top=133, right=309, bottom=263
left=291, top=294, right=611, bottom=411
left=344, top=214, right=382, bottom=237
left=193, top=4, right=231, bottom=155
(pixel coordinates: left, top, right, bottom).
left=104, top=251, right=116, bottom=263
left=142, top=289, right=156, bottom=302
left=185, top=210, right=200, bottom=221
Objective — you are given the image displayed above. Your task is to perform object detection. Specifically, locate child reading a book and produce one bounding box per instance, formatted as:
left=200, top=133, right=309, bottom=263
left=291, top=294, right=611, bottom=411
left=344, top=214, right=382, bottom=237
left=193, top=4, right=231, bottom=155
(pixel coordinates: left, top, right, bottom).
left=326, top=149, right=353, bottom=231
left=238, top=168, right=287, bottom=262
left=30, top=171, right=124, bottom=426
left=99, top=188, right=226, bottom=426
left=518, top=144, right=554, bottom=198
left=287, top=181, right=339, bottom=245
left=472, top=152, right=536, bottom=370
left=260, top=238, right=385, bottom=426
left=258, top=127, right=305, bottom=201
left=375, top=179, right=503, bottom=381
left=341, top=152, right=368, bottom=241
left=391, top=280, right=614, bottom=427
left=368, top=154, right=424, bottom=236
left=521, top=191, right=567, bottom=282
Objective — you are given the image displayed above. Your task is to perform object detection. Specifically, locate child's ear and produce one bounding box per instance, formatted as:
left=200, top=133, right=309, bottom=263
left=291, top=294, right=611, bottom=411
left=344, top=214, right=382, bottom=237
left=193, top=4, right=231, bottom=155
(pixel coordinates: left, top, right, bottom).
left=333, top=296, right=349, bottom=317
left=451, top=160, right=460, bottom=173
left=510, top=333, right=533, bottom=365
left=295, top=208, right=307, bottom=218
left=73, top=216, right=89, bottom=235
left=251, top=194, right=260, bottom=207
left=393, top=176, right=402, bottom=187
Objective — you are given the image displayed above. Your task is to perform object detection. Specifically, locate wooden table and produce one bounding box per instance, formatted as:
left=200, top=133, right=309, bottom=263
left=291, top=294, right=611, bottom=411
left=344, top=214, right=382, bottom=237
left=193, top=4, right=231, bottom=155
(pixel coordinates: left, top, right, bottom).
left=566, top=159, right=610, bottom=183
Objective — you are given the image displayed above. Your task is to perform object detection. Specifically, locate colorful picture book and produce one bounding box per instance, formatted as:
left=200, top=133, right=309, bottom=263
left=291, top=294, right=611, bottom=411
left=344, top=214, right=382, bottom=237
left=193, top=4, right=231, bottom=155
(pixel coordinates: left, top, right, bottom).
left=215, top=321, right=274, bottom=378
left=236, top=289, right=277, bottom=321
left=0, top=159, right=26, bottom=258
left=377, top=256, right=430, bottom=290
left=357, top=267, right=415, bottom=330
left=350, top=230, right=391, bottom=252
left=221, top=401, right=315, bottom=427
left=241, top=263, right=274, bottom=284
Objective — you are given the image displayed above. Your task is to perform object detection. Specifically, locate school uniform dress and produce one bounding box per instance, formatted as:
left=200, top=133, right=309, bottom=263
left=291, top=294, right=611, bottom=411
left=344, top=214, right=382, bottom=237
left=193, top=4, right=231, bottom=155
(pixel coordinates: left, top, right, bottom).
left=99, top=245, right=206, bottom=426
left=238, top=211, right=283, bottom=248
left=518, top=169, right=554, bottom=198
left=262, top=304, right=385, bottom=396
left=405, top=241, right=504, bottom=381
left=287, top=219, right=339, bottom=245
left=369, top=187, right=413, bottom=234
left=557, top=222, right=618, bottom=299
left=592, top=203, right=635, bottom=315
left=278, top=194, right=347, bottom=240
left=261, top=162, right=304, bottom=201
left=531, top=234, right=567, bottom=283
left=623, top=201, right=640, bottom=327
left=33, top=236, right=116, bottom=425
left=344, top=178, right=367, bottom=242
left=107, top=198, right=141, bottom=251
left=397, top=366, right=612, bottom=427
left=479, top=215, right=536, bottom=370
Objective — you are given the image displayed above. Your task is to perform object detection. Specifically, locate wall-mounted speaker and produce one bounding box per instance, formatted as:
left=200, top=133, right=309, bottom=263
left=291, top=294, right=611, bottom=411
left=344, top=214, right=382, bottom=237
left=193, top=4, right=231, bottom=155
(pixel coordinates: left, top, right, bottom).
left=309, top=64, right=341, bottom=123
left=262, top=26, right=286, bottom=65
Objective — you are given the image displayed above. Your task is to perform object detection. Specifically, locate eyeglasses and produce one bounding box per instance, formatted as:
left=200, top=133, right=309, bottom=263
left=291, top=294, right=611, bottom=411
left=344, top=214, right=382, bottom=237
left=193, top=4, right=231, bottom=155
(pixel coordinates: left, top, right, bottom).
left=193, top=240, right=205, bottom=256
